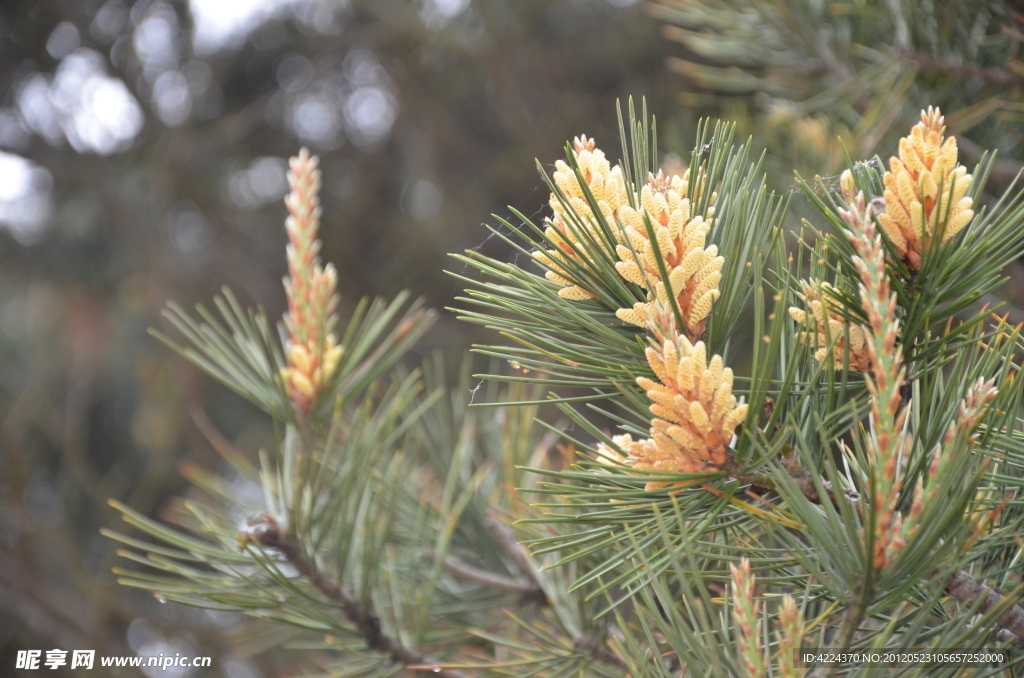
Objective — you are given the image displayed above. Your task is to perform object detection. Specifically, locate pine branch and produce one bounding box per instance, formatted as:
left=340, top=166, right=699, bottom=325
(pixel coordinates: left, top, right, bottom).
left=425, top=550, right=547, bottom=602
left=483, top=513, right=627, bottom=671
left=725, top=427, right=1024, bottom=650
left=775, top=1, right=851, bottom=84
left=894, top=48, right=1024, bottom=89
left=942, top=570, right=1024, bottom=645
left=721, top=459, right=862, bottom=510
left=780, top=456, right=1024, bottom=648
left=728, top=457, right=1024, bottom=646
left=571, top=635, right=628, bottom=672
left=484, top=513, right=536, bottom=579
left=956, top=137, right=1024, bottom=186
left=252, top=516, right=466, bottom=678
left=727, top=453, right=1024, bottom=648
left=813, top=590, right=868, bottom=678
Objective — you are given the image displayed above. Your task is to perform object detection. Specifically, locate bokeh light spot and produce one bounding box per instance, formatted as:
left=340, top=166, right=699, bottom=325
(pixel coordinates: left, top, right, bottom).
left=18, top=49, right=144, bottom=155
left=46, top=22, right=81, bottom=60
left=152, top=71, right=192, bottom=126
left=228, top=157, right=289, bottom=208
left=0, top=151, right=53, bottom=244
left=90, top=1, right=128, bottom=44
left=344, top=86, right=396, bottom=148
left=291, top=93, right=343, bottom=148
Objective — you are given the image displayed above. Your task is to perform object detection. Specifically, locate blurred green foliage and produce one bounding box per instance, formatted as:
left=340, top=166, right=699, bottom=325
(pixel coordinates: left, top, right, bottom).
left=650, top=0, right=1024, bottom=184
left=650, top=0, right=1024, bottom=329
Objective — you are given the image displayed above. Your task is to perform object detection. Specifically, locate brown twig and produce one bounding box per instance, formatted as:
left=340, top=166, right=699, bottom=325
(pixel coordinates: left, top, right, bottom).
left=894, top=49, right=1024, bottom=89
left=956, top=137, right=1024, bottom=187
left=573, top=635, right=629, bottom=671
left=425, top=550, right=547, bottom=603
left=813, top=587, right=870, bottom=678
left=483, top=513, right=626, bottom=669
left=941, top=570, right=1024, bottom=645
left=251, top=516, right=466, bottom=678
left=484, top=513, right=536, bottom=579
left=190, top=408, right=251, bottom=467
left=721, top=459, right=862, bottom=511
left=888, top=52, right=1024, bottom=185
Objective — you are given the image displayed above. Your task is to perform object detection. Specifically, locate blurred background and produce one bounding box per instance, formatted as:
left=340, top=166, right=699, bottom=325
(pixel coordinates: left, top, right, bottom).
left=2, top=0, right=1023, bottom=676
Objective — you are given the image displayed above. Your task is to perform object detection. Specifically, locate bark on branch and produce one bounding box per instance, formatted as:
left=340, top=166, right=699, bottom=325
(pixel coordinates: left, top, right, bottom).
left=573, top=635, right=629, bottom=672
left=956, top=137, right=1024, bottom=187
left=484, top=513, right=536, bottom=579
left=425, top=549, right=547, bottom=603
left=942, top=570, right=1024, bottom=645
left=483, top=512, right=627, bottom=670
left=252, top=517, right=466, bottom=678
left=894, top=49, right=1024, bottom=89
left=721, top=459, right=862, bottom=511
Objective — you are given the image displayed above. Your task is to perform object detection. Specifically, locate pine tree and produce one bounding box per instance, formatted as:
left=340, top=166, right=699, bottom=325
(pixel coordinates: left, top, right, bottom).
left=648, top=0, right=1024, bottom=188
left=107, top=100, right=1024, bottom=676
